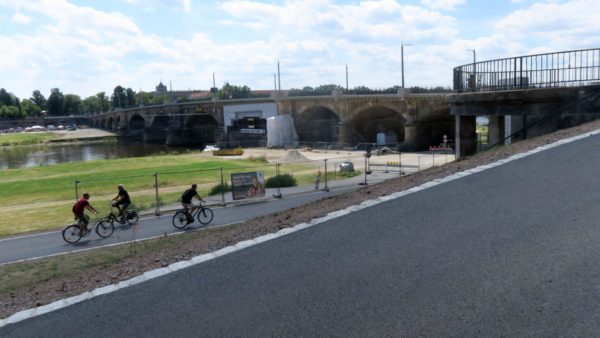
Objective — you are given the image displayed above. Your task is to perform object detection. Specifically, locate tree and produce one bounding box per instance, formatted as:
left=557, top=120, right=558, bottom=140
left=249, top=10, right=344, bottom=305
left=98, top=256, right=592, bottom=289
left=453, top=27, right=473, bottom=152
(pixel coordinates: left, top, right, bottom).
left=0, top=88, right=16, bottom=106
left=0, top=105, right=21, bottom=118
left=96, top=92, right=108, bottom=112
left=126, top=88, right=136, bottom=107
left=47, top=88, right=64, bottom=116
left=112, top=86, right=127, bottom=109
left=217, top=82, right=252, bottom=99
left=82, top=95, right=100, bottom=115
left=30, top=90, right=47, bottom=109
left=63, top=94, right=82, bottom=115
left=20, top=98, right=42, bottom=116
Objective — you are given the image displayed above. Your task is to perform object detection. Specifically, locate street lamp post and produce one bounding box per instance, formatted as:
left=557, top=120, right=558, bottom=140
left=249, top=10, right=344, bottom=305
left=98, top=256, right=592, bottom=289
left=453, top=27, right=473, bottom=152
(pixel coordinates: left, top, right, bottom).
left=467, top=49, right=477, bottom=90
left=401, top=42, right=412, bottom=89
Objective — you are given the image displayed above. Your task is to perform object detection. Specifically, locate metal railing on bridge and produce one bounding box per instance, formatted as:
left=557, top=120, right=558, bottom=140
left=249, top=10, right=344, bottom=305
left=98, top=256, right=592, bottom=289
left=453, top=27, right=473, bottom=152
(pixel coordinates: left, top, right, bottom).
left=453, top=48, right=600, bottom=92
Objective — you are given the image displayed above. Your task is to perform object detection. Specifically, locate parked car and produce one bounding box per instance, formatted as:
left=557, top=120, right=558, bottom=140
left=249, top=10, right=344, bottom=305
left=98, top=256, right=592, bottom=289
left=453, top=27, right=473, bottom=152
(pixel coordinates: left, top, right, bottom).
left=66, top=125, right=77, bottom=131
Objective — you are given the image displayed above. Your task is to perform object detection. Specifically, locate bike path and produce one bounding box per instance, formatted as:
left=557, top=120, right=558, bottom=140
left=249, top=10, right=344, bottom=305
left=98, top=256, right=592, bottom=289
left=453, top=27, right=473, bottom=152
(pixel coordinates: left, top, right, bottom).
left=0, top=171, right=397, bottom=265
left=3, top=133, right=600, bottom=336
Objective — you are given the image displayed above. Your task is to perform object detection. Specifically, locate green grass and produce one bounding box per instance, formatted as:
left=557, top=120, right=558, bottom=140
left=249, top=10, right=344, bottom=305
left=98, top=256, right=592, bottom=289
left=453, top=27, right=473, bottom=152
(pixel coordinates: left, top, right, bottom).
left=477, top=125, right=489, bottom=144
left=0, top=153, right=318, bottom=236
left=0, top=233, right=180, bottom=295
left=0, top=132, right=59, bottom=146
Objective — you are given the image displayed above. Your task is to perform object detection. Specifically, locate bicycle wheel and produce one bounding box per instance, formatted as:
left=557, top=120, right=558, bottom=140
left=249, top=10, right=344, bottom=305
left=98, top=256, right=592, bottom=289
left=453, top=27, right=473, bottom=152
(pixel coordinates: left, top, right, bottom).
left=95, top=220, right=114, bottom=238
left=126, top=211, right=139, bottom=225
left=172, top=211, right=189, bottom=229
left=62, top=224, right=82, bottom=244
left=197, top=207, right=213, bottom=225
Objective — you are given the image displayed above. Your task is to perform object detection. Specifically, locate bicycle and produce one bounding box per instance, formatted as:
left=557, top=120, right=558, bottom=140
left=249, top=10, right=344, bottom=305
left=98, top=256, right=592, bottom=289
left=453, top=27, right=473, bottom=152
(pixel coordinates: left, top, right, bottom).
left=172, top=203, right=214, bottom=229
left=62, top=214, right=115, bottom=244
left=102, top=205, right=139, bottom=226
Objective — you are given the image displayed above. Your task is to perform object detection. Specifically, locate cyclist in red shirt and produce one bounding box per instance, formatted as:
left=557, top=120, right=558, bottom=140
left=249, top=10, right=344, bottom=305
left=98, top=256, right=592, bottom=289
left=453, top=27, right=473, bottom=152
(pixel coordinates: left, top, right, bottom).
left=72, top=192, right=98, bottom=234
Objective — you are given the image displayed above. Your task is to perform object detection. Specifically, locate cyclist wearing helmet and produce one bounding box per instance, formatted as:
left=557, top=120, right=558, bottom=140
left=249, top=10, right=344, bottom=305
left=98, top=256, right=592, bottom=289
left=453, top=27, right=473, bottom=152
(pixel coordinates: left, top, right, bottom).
left=112, top=184, right=131, bottom=222
left=72, top=192, right=98, bottom=234
left=181, top=184, right=205, bottom=223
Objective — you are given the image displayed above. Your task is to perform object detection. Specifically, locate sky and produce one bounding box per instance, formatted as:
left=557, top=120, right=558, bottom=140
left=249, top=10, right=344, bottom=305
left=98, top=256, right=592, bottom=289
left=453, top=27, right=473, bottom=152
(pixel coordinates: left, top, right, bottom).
left=1, top=0, right=600, bottom=100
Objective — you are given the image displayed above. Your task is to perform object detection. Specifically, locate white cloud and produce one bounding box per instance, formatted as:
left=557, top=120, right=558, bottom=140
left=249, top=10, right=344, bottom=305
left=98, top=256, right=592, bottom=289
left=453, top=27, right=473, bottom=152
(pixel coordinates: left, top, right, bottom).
left=11, top=12, right=31, bottom=24
left=420, top=0, right=466, bottom=11
left=182, top=0, right=191, bottom=13
left=219, top=0, right=458, bottom=43
left=493, top=0, right=600, bottom=53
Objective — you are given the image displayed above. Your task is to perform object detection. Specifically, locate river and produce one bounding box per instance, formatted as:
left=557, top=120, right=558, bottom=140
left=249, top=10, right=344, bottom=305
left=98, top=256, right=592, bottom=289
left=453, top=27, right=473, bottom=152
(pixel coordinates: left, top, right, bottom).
left=0, top=141, right=192, bottom=170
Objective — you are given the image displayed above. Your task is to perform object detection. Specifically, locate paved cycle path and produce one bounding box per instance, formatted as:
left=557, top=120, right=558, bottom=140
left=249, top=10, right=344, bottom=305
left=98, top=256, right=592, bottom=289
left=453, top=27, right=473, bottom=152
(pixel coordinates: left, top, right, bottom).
left=0, top=170, right=400, bottom=265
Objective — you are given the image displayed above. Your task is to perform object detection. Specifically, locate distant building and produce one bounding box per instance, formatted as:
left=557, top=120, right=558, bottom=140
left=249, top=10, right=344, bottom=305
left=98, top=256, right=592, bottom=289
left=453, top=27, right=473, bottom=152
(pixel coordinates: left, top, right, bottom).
left=155, top=81, right=168, bottom=93
left=224, top=103, right=277, bottom=147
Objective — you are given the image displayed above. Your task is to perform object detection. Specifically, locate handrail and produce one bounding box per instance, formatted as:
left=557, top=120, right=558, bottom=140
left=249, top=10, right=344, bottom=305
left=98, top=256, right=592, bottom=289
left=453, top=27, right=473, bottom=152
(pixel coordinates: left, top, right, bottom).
left=454, top=48, right=600, bottom=92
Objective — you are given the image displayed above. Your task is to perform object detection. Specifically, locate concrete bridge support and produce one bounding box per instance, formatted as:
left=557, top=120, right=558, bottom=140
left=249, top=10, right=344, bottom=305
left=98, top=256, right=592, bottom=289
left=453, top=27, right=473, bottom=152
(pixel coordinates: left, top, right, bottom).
left=487, top=115, right=505, bottom=147
left=402, top=124, right=417, bottom=150
left=455, top=115, right=477, bottom=158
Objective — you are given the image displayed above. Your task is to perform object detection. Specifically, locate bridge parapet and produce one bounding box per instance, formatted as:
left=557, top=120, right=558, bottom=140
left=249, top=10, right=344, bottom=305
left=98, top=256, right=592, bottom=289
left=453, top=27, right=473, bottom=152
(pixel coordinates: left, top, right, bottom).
left=454, top=48, right=600, bottom=93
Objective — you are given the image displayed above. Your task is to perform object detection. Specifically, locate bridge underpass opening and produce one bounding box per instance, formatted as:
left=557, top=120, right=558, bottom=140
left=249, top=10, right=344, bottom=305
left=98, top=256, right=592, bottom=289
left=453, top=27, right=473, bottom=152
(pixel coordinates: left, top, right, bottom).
left=296, top=107, right=340, bottom=145
left=186, top=115, right=218, bottom=145
left=414, top=113, right=455, bottom=151
left=144, top=115, right=170, bottom=143
left=128, top=114, right=145, bottom=140
left=350, top=107, right=405, bottom=145
left=106, top=117, right=114, bottom=131
left=114, top=116, right=121, bottom=132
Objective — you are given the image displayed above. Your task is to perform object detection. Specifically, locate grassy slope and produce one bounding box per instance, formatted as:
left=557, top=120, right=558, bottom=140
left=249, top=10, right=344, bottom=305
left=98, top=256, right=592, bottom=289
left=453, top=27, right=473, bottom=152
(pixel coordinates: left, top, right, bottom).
left=0, top=153, right=315, bottom=236
left=0, top=132, right=58, bottom=146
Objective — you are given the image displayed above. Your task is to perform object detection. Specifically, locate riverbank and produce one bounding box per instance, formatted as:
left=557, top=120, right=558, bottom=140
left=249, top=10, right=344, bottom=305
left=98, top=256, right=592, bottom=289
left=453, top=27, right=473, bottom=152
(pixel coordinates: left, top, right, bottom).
left=0, top=128, right=116, bottom=146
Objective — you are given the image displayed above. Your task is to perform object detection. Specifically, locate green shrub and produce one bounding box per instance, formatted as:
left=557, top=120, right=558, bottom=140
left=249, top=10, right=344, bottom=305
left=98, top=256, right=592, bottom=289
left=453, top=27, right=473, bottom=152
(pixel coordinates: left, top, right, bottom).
left=209, top=182, right=231, bottom=195
left=265, top=174, right=297, bottom=188
left=334, top=170, right=361, bottom=178
left=247, top=155, right=268, bottom=163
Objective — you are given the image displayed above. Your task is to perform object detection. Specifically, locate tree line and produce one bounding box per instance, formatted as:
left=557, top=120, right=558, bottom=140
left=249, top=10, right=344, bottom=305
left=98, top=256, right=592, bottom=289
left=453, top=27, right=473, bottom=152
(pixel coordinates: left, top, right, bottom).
left=0, top=83, right=453, bottom=119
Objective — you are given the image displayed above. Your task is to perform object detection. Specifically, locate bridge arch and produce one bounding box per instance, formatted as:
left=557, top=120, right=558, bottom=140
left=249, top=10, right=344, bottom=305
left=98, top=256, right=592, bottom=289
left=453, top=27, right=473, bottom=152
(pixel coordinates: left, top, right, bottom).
left=107, top=117, right=114, bottom=131
left=150, top=115, right=170, bottom=128
left=294, top=106, right=341, bottom=144
left=129, top=114, right=145, bottom=129
left=184, top=114, right=219, bottom=145
left=349, top=105, right=406, bottom=144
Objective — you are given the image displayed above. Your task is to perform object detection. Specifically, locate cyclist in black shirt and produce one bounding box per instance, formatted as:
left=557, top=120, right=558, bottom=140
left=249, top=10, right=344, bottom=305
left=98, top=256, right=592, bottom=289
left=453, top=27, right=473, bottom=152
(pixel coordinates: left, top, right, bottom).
left=112, top=184, right=131, bottom=222
left=181, top=184, right=205, bottom=223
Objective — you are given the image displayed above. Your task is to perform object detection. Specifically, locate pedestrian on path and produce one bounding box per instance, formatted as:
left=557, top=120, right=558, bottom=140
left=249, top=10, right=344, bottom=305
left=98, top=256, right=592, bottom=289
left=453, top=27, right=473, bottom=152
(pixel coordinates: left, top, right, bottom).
left=315, top=169, right=321, bottom=190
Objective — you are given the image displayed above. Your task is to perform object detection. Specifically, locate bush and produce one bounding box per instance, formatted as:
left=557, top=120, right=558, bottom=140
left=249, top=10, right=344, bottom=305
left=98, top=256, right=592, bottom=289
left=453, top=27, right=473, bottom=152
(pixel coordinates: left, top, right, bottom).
left=247, top=155, right=268, bottom=163
left=335, top=170, right=361, bottom=178
left=209, top=182, right=231, bottom=195
left=265, top=174, right=297, bottom=188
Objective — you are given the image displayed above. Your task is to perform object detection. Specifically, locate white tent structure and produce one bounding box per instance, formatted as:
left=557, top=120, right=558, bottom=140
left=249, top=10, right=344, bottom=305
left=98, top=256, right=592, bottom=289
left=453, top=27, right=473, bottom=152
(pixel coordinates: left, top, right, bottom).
left=266, top=115, right=299, bottom=147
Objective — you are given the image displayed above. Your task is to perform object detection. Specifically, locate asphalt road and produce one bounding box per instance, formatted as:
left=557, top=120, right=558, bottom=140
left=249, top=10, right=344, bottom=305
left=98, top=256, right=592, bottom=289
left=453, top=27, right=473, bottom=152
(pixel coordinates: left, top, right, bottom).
left=3, top=134, right=600, bottom=337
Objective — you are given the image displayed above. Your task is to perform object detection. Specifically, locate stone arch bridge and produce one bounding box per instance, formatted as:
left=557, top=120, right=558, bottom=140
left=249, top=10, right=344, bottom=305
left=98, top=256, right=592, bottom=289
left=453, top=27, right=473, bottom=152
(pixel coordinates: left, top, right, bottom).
left=89, top=93, right=452, bottom=150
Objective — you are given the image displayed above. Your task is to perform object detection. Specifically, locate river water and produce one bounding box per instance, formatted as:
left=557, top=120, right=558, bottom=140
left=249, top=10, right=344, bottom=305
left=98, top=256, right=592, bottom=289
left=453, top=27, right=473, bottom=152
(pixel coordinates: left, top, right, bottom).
left=0, top=141, right=188, bottom=170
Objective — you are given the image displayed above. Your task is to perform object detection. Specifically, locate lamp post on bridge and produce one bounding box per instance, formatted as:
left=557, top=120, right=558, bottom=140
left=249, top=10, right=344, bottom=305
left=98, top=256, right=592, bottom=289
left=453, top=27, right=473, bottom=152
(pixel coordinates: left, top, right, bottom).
left=401, top=42, right=412, bottom=89
left=467, top=49, right=477, bottom=90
